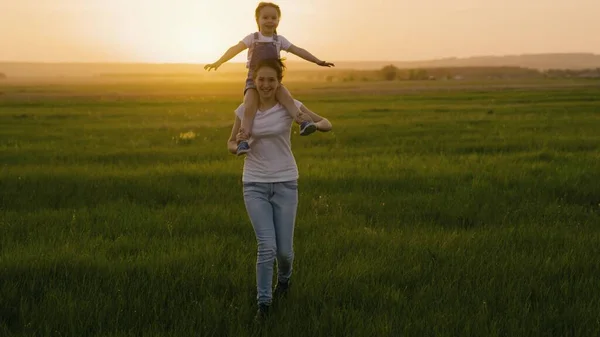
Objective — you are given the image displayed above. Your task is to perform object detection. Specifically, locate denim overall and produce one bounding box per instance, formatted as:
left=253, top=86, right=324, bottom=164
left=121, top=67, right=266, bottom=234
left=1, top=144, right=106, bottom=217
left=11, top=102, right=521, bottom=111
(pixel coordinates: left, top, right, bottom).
left=244, top=32, right=280, bottom=94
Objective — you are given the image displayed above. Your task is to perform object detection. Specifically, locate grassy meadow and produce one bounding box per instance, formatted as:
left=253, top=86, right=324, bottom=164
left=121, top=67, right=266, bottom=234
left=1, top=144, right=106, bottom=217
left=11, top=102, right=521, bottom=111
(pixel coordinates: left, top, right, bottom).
left=1, top=77, right=599, bottom=336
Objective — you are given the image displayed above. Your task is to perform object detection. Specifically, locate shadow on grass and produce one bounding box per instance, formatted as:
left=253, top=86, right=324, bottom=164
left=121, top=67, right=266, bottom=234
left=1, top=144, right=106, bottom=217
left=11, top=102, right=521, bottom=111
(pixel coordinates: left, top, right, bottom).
left=0, top=257, right=257, bottom=336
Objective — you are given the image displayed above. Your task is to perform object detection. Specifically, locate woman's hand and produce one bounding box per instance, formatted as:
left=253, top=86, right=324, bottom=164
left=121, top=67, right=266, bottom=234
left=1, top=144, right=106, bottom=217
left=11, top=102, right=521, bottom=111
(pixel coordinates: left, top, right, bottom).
left=236, top=129, right=249, bottom=143
left=299, top=105, right=332, bottom=132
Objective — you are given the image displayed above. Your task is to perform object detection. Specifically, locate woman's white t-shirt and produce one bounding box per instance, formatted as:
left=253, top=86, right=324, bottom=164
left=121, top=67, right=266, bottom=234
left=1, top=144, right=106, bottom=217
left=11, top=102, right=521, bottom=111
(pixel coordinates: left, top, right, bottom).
left=234, top=100, right=301, bottom=183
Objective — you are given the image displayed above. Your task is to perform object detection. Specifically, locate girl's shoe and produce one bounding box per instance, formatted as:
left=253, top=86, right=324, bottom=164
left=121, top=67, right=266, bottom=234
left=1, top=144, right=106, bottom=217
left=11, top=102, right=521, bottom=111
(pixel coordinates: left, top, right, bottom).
left=299, top=121, right=317, bottom=136
left=236, top=141, right=250, bottom=155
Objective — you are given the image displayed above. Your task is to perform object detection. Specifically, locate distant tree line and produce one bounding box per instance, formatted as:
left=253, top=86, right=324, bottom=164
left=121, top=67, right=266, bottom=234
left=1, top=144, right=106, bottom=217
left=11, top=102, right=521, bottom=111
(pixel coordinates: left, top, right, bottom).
left=378, top=65, right=543, bottom=81
left=542, top=68, right=600, bottom=79
left=314, top=65, right=600, bottom=82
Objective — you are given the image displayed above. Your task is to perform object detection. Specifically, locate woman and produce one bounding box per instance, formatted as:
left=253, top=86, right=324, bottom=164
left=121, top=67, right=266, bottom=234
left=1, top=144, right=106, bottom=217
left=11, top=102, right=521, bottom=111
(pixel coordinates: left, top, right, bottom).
left=227, top=58, right=332, bottom=319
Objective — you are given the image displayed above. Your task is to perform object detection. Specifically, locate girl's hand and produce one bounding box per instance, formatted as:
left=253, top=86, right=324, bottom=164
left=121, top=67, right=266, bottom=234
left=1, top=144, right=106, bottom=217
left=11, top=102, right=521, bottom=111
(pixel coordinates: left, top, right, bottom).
left=204, top=62, right=221, bottom=71
left=317, top=61, right=335, bottom=67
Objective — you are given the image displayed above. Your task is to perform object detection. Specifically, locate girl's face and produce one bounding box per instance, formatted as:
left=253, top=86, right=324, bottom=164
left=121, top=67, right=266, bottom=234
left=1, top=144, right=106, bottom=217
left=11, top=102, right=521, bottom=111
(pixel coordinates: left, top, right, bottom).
left=254, top=66, right=280, bottom=100
left=257, top=6, right=279, bottom=35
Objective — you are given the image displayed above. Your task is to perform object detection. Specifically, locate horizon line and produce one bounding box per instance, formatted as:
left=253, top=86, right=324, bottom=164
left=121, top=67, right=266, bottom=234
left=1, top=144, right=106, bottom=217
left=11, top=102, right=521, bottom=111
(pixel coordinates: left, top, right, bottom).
left=1, top=52, right=598, bottom=65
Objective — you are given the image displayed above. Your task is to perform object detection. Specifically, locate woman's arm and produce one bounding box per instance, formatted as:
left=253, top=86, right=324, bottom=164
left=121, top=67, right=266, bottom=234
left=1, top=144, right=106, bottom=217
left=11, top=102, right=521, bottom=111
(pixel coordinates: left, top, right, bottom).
left=205, top=42, right=247, bottom=71
left=299, top=105, right=332, bottom=132
left=227, top=116, right=243, bottom=154
left=287, top=45, right=335, bottom=67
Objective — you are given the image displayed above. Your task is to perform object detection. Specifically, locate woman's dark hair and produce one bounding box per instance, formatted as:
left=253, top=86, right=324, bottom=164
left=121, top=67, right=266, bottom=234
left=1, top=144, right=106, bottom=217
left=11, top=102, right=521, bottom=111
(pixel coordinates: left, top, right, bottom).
left=255, top=2, right=281, bottom=34
left=252, top=58, right=286, bottom=82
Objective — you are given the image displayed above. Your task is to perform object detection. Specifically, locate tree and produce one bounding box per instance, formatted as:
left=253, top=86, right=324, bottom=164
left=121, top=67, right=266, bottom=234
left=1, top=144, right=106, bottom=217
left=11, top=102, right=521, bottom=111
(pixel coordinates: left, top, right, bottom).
left=381, top=65, right=399, bottom=81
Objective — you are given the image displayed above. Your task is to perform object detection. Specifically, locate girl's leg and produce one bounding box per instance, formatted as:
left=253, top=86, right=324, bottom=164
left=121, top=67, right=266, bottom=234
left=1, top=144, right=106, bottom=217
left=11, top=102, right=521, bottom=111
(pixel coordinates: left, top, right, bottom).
left=241, top=88, right=259, bottom=138
left=236, top=88, right=258, bottom=155
left=276, top=85, right=313, bottom=125
left=243, top=182, right=277, bottom=307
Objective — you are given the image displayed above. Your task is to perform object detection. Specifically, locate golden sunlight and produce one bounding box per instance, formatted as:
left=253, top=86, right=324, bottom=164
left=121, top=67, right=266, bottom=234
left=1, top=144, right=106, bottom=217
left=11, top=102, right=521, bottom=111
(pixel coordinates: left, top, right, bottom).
left=93, top=1, right=250, bottom=63
left=3, top=0, right=599, bottom=63
left=1, top=0, right=318, bottom=63
left=104, top=0, right=311, bottom=63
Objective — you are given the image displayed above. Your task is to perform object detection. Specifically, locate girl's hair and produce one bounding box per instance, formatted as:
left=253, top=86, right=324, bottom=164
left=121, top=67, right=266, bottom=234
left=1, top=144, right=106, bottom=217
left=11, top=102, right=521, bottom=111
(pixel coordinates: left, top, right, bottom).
left=252, top=58, right=286, bottom=82
left=255, top=2, right=281, bottom=34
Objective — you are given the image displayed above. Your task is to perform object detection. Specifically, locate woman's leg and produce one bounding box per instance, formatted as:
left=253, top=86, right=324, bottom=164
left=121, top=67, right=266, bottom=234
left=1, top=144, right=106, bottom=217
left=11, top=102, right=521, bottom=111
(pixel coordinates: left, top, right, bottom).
left=243, top=182, right=277, bottom=306
left=271, top=180, right=299, bottom=285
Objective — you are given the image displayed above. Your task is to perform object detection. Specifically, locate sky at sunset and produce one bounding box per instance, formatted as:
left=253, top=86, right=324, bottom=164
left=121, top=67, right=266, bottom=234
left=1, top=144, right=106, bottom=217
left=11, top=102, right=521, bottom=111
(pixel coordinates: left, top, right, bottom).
left=1, top=0, right=599, bottom=64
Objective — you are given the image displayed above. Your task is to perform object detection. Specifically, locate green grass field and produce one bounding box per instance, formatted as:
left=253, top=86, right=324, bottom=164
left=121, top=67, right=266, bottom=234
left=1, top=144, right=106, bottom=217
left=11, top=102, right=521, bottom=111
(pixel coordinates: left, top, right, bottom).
left=1, top=78, right=599, bottom=336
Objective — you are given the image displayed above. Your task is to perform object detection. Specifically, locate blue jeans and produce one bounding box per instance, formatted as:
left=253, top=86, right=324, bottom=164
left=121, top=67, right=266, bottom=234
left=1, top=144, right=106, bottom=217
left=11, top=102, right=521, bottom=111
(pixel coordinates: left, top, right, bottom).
left=243, top=180, right=298, bottom=306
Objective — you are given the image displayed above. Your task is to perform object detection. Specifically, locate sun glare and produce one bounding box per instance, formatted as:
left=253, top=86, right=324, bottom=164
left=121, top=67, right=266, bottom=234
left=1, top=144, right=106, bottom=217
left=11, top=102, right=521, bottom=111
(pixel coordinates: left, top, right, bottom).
left=3, top=0, right=600, bottom=63
left=87, top=0, right=255, bottom=63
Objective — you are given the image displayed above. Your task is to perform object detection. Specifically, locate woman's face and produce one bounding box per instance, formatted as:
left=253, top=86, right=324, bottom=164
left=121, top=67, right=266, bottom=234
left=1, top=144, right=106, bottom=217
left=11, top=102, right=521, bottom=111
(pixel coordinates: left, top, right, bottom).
left=254, top=66, right=280, bottom=100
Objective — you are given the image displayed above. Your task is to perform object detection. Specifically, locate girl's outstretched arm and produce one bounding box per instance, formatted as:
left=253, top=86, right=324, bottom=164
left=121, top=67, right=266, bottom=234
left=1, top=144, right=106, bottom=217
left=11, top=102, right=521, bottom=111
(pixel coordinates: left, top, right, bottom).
left=205, top=42, right=247, bottom=71
left=287, top=45, right=335, bottom=67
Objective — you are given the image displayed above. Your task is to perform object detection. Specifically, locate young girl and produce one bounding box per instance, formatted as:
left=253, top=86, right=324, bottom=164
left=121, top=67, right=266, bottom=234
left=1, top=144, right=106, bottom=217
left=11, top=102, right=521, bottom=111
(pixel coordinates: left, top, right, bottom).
left=204, top=2, right=334, bottom=155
